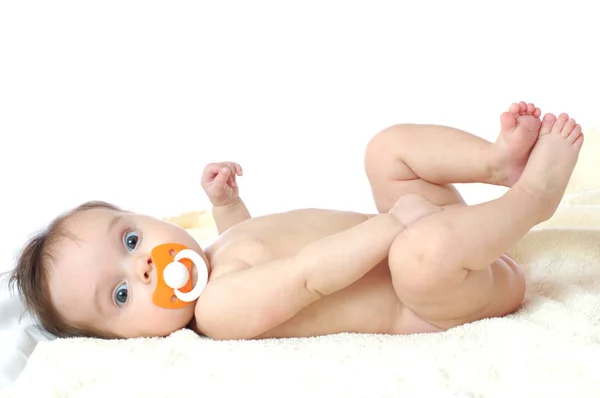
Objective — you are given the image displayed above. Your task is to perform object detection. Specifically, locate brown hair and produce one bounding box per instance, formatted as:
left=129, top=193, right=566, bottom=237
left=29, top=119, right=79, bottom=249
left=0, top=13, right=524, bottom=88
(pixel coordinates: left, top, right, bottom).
left=6, top=200, right=125, bottom=339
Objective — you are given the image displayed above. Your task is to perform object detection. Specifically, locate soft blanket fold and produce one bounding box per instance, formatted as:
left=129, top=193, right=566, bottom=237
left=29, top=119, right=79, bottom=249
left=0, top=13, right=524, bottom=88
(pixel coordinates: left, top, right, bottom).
left=3, top=129, right=599, bottom=398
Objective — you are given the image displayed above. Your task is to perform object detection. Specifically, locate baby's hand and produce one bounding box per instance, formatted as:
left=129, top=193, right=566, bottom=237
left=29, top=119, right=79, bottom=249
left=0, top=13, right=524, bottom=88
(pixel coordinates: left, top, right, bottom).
left=201, top=162, right=243, bottom=206
left=388, top=194, right=440, bottom=225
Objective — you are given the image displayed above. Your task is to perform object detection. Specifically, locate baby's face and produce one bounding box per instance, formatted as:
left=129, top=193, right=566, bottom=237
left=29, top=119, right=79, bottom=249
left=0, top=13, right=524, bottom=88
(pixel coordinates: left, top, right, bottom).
left=48, top=208, right=204, bottom=338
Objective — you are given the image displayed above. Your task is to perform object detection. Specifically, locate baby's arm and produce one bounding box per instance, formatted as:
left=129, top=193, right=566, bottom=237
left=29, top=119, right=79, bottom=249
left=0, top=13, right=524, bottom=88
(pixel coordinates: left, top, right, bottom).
left=212, top=198, right=251, bottom=235
left=194, top=213, right=405, bottom=340
left=201, top=161, right=250, bottom=234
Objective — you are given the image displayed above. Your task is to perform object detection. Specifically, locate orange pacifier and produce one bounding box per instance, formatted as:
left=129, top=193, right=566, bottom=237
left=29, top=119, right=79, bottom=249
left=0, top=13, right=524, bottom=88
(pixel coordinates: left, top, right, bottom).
left=151, top=243, right=208, bottom=309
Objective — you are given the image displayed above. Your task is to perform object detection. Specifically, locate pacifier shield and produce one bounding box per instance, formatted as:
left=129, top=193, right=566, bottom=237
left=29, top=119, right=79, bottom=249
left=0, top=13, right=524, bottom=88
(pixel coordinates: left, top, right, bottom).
left=151, top=243, right=194, bottom=309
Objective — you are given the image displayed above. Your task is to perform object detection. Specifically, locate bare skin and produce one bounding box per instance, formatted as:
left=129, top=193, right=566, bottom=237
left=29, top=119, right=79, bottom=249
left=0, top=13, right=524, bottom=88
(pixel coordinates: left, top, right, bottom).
left=47, top=102, right=584, bottom=341
left=364, top=102, right=544, bottom=209
left=192, top=102, right=583, bottom=340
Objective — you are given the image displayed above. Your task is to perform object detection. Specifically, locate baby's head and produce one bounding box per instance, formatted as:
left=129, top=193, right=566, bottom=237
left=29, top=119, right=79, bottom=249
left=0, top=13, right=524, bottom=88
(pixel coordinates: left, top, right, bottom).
left=8, top=201, right=205, bottom=339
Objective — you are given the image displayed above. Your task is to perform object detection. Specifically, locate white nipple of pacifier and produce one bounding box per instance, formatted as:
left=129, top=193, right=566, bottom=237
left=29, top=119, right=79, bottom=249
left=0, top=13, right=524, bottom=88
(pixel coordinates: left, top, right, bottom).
left=163, top=262, right=189, bottom=290
left=161, top=248, right=208, bottom=303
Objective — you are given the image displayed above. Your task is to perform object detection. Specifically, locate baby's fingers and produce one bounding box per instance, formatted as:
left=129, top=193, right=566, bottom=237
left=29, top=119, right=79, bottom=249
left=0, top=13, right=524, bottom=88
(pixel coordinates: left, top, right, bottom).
left=223, top=162, right=242, bottom=177
left=233, top=162, right=243, bottom=176
left=202, top=163, right=223, bottom=182
left=213, top=167, right=232, bottom=186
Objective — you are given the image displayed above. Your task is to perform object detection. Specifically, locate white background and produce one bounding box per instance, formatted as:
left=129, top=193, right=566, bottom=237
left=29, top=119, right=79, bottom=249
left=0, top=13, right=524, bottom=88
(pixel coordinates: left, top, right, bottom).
left=0, top=0, right=598, bottom=275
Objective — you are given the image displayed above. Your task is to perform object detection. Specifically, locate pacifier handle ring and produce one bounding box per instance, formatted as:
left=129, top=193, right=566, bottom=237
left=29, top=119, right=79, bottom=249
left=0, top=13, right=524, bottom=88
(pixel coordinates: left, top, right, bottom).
left=172, top=249, right=209, bottom=302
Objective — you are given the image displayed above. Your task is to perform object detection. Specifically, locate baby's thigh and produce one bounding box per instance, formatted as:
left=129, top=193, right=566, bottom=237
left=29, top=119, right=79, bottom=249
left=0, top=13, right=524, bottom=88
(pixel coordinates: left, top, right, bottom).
left=414, top=255, right=525, bottom=329
left=387, top=229, right=524, bottom=329
left=365, top=131, right=465, bottom=211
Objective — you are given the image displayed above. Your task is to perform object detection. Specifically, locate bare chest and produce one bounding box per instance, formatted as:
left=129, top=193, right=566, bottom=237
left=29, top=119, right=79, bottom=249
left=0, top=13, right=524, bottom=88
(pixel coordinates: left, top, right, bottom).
left=206, top=209, right=370, bottom=272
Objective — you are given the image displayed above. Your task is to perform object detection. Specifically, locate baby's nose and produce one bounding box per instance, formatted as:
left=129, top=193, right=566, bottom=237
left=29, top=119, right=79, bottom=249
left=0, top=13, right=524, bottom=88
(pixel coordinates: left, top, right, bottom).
left=136, top=256, right=153, bottom=284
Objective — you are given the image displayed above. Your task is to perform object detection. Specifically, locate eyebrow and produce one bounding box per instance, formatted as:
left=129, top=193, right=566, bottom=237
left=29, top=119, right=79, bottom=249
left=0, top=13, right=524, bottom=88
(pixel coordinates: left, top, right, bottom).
left=94, top=214, right=123, bottom=318
left=107, top=215, right=123, bottom=234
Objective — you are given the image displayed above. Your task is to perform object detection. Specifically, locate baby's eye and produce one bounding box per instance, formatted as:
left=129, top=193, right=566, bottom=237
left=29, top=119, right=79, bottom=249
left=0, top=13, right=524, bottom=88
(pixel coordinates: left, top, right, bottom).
left=114, top=282, right=128, bottom=306
left=123, top=231, right=139, bottom=252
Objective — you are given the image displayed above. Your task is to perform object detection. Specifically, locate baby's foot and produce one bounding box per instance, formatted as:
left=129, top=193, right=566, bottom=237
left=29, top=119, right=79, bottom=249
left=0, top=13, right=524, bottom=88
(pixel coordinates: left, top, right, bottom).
left=515, top=112, right=584, bottom=222
left=492, top=102, right=542, bottom=186
left=389, top=194, right=442, bottom=225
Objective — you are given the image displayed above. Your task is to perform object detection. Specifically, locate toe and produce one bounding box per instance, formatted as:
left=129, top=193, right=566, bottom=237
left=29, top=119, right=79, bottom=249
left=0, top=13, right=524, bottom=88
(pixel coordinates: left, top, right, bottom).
left=551, top=113, right=569, bottom=135
left=539, top=113, right=556, bottom=136
left=508, top=103, right=520, bottom=115
left=562, top=118, right=577, bottom=137
left=500, top=111, right=517, bottom=132
left=526, top=103, right=536, bottom=115
left=566, top=123, right=582, bottom=143
left=518, top=101, right=527, bottom=115
left=573, top=129, right=585, bottom=148
left=533, top=107, right=542, bottom=118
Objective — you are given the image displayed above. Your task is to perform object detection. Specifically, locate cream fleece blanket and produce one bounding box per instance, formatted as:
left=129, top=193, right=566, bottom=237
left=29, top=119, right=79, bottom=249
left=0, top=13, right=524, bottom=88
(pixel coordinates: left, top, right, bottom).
left=3, top=129, right=600, bottom=398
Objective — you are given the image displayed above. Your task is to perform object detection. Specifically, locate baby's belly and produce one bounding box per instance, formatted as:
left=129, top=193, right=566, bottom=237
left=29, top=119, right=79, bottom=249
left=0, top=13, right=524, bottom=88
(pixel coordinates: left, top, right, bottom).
left=257, top=263, right=439, bottom=339
left=259, top=263, right=397, bottom=338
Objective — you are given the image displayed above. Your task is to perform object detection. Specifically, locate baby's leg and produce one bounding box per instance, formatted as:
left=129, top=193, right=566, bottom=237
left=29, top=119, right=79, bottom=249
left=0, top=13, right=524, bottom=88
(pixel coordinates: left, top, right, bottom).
left=388, top=114, right=583, bottom=329
left=365, top=102, right=543, bottom=210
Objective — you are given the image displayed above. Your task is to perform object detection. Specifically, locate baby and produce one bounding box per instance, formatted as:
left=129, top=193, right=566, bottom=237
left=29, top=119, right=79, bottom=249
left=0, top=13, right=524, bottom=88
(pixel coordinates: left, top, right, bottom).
left=8, top=102, right=584, bottom=340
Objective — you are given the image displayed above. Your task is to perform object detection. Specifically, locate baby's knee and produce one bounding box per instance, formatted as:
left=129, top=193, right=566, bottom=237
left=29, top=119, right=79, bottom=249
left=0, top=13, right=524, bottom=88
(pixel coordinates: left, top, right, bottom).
left=365, top=126, right=407, bottom=179
left=389, top=221, right=456, bottom=279
left=366, top=124, right=411, bottom=153
left=365, top=124, right=421, bottom=173
left=388, top=227, right=465, bottom=300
